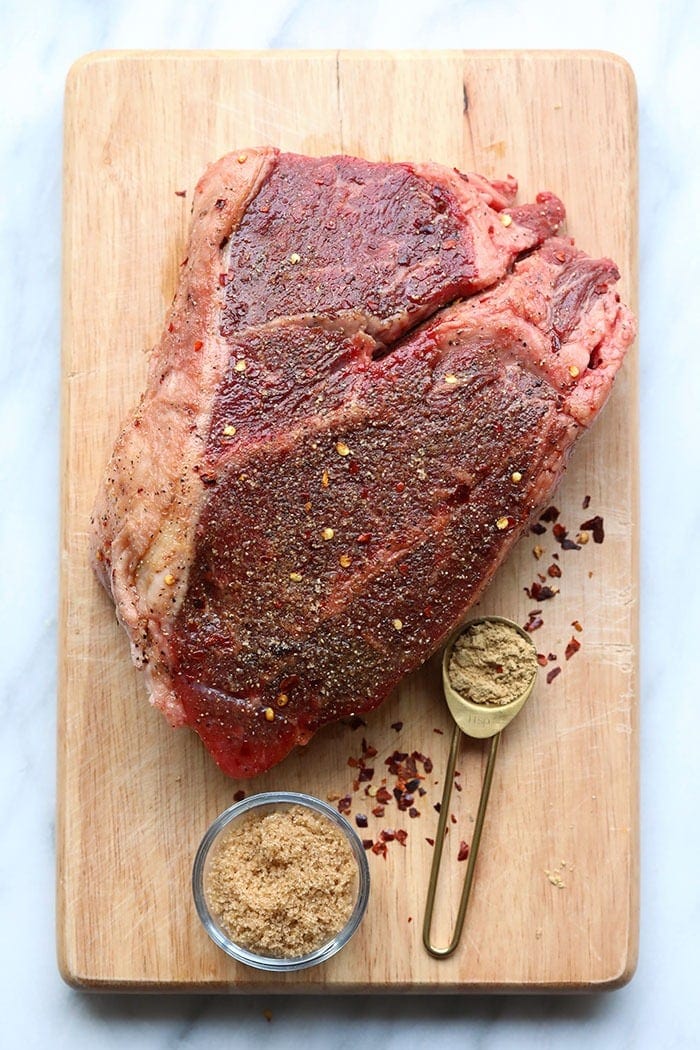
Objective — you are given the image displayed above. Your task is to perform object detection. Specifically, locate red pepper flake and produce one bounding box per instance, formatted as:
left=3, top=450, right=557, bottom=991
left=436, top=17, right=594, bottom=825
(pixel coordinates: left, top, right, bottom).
left=357, top=532, right=372, bottom=544
left=361, top=739, right=378, bottom=759
left=565, top=637, right=581, bottom=660
left=457, top=841, right=470, bottom=862
left=391, top=721, right=403, bottom=732
left=218, top=273, right=229, bottom=287
left=375, top=786, right=392, bottom=805
left=530, top=522, right=547, bottom=535
left=372, top=805, right=385, bottom=818
left=450, top=814, right=457, bottom=824
left=395, top=829, right=408, bottom=846
left=214, top=198, right=226, bottom=209
left=546, top=666, right=562, bottom=684
left=168, top=322, right=174, bottom=333
left=199, top=472, right=217, bottom=486
left=348, top=461, right=360, bottom=476
left=547, top=563, right=562, bottom=578
left=380, top=829, right=396, bottom=842
left=355, top=813, right=368, bottom=829
left=347, top=756, right=361, bottom=769
left=344, top=715, right=367, bottom=730
left=337, top=794, right=352, bottom=814
left=548, top=653, right=557, bottom=662
left=232, top=789, right=245, bottom=802
left=537, top=653, right=548, bottom=667
left=362, top=839, right=374, bottom=850
left=571, top=620, right=584, bottom=632
left=582, top=494, right=591, bottom=509
left=540, top=505, right=560, bottom=523
left=193, top=339, right=203, bottom=351
left=433, top=727, right=444, bottom=735
left=525, top=581, right=558, bottom=601
left=433, top=802, right=441, bottom=813
left=454, top=780, right=463, bottom=792
left=426, top=837, right=435, bottom=847
left=175, top=189, right=187, bottom=197
left=395, top=481, right=406, bottom=493
left=371, top=841, right=388, bottom=858
left=580, top=515, right=605, bottom=543
left=358, top=767, right=374, bottom=782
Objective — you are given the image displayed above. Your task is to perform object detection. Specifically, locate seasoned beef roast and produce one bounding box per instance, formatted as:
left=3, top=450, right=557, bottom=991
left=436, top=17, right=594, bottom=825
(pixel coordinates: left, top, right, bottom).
left=91, top=147, right=635, bottom=777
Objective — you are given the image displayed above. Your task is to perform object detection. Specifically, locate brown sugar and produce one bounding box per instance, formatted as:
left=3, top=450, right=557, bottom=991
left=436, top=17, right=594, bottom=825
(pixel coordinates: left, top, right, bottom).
left=205, top=805, right=357, bottom=958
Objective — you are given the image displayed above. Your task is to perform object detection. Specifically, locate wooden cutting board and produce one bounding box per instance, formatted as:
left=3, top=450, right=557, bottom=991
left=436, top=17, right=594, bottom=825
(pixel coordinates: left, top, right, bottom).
left=58, top=50, right=638, bottom=991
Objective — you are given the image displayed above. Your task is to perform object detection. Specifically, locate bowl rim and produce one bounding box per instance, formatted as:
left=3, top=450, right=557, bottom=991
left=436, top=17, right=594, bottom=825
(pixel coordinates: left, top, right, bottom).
left=192, top=790, right=371, bottom=972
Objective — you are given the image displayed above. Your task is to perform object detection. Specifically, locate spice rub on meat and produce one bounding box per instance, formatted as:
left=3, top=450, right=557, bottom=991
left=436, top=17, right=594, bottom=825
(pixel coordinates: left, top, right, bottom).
left=91, top=147, right=636, bottom=778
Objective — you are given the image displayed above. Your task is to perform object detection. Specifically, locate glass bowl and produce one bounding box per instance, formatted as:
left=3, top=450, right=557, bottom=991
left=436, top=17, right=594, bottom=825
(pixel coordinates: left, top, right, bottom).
left=192, top=790, right=370, bottom=971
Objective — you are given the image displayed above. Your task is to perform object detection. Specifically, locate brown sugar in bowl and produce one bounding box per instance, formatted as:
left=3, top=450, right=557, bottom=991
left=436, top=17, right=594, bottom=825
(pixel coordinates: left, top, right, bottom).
left=192, top=791, right=370, bottom=971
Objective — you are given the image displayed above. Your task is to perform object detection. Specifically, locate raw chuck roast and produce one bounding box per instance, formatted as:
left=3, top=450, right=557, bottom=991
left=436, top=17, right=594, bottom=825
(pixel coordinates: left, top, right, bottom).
left=91, top=147, right=636, bottom=777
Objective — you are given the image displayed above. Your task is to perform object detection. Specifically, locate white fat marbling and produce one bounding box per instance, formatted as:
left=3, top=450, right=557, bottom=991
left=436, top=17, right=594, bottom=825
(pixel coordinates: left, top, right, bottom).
left=1, top=0, right=698, bottom=1046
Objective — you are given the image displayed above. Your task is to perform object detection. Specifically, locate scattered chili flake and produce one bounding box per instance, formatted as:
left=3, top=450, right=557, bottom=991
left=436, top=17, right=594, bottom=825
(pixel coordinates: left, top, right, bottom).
left=433, top=727, right=444, bottom=735
left=355, top=814, right=368, bottom=829
left=565, top=637, right=581, bottom=660
left=168, top=322, right=174, bottom=333
left=215, top=198, right=226, bottom=209
left=450, top=814, right=457, bottom=824
left=375, top=786, right=392, bottom=805
left=576, top=530, right=590, bottom=545
left=362, top=839, right=374, bottom=850
left=193, top=339, right=203, bottom=351
left=571, top=620, right=583, bottom=632
left=344, top=715, right=366, bottom=730
left=335, top=441, right=350, bottom=456
left=531, top=522, right=547, bottom=535
left=457, top=841, right=470, bottom=862
left=540, top=505, right=560, bottom=523
left=175, top=189, right=186, bottom=197
left=426, top=838, right=435, bottom=847
left=533, top=545, right=544, bottom=560
left=339, top=554, right=352, bottom=568
left=380, top=829, right=396, bottom=842
left=233, top=789, right=245, bottom=802
left=582, top=494, right=591, bottom=509
left=526, top=581, right=558, bottom=601
left=537, top=653, right=548, bottom=667
left=361, top=739, right=378, bottom=758
left=358, top=767, right=374, bottom=782
left=496, top=515, right=515, bottom=530
left=580, top=515, right=605, bottom=543
left=454, top=780, right=463, bottom=792
left=546, top=667, right=562, bottom=684
left=337, top=794, right=352, bottom=814
left=371, top=841, right=388, bottom=858
left=548, top=653, right=557, bottom=662
left=433, top=802, right=441, bottom=813
left=357, top=532, right=372, bottom=544
left=372, top=805, right=385, bottom=818
left=547, top=563, right=562, bottom=578
left=391, top=721, right=403, bottom=732
left=395, top=481, right=406, bottom=493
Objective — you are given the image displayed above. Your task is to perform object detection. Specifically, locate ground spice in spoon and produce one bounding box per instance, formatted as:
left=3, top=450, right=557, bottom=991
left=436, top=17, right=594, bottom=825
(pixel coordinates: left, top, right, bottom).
left=205, top=805, right=356, bottom=958
left=448, top=620, right=537, bottom=706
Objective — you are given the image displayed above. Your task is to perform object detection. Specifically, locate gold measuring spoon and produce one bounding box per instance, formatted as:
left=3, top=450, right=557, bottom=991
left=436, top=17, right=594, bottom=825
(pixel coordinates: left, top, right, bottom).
left=422, top=616, right=538, bottom=959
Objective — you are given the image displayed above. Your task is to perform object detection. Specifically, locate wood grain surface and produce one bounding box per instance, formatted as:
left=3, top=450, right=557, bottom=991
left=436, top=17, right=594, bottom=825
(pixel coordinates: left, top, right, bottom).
left=58, top=50, right=638, bottom=991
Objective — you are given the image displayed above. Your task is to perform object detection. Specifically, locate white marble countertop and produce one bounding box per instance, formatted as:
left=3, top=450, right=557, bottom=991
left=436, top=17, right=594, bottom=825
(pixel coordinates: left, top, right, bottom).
left=1, top=0, right=698, bottom=1046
